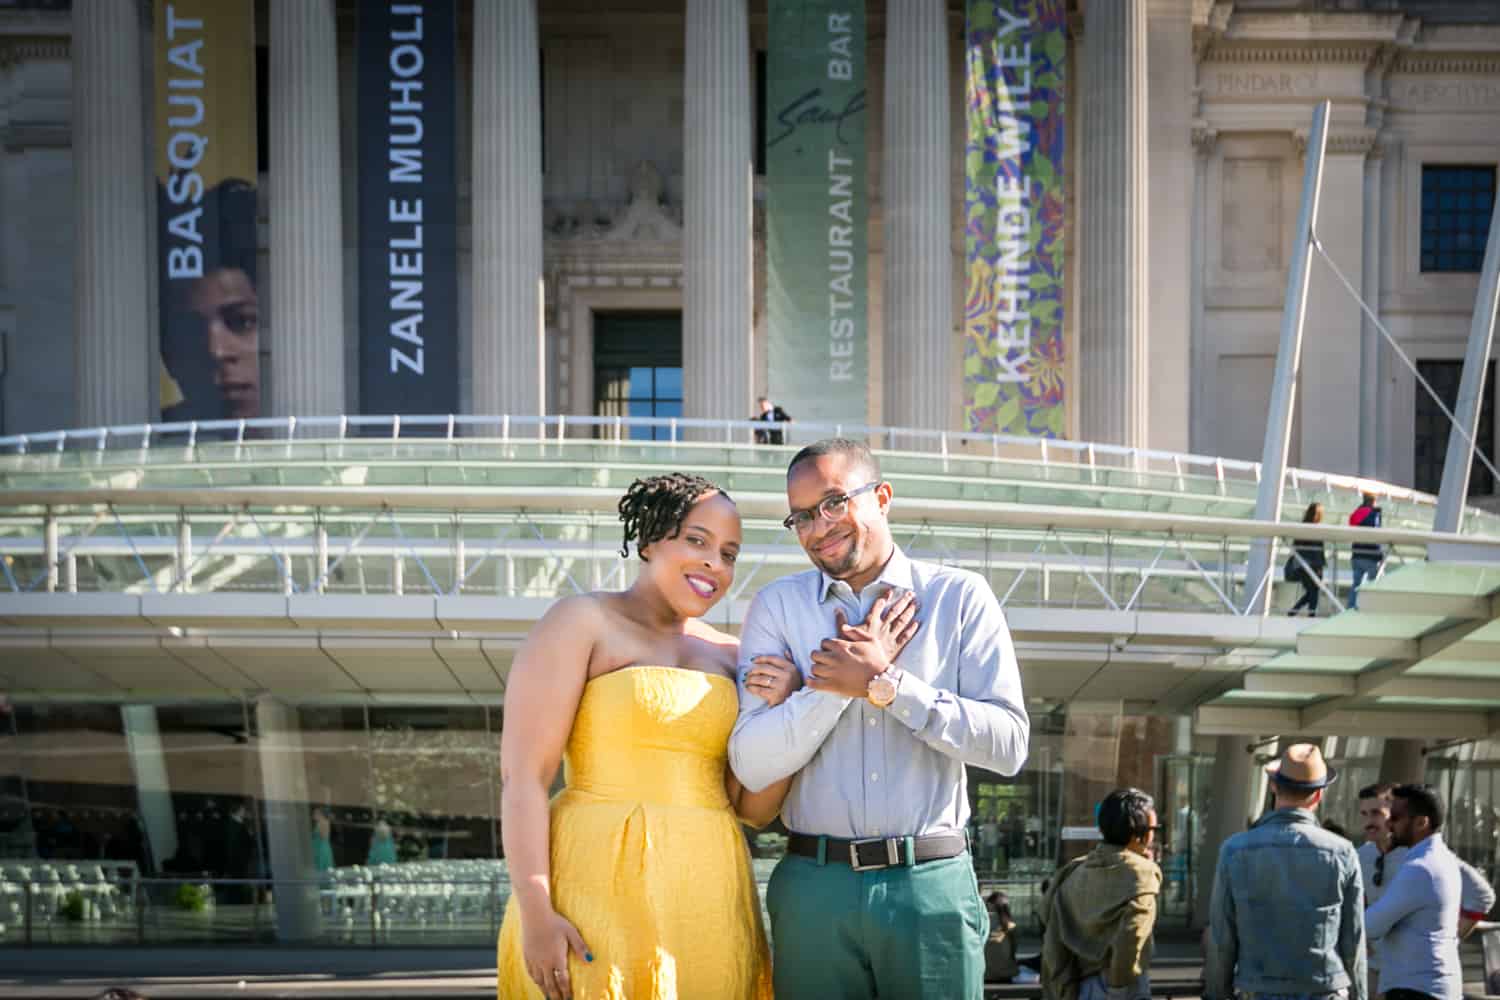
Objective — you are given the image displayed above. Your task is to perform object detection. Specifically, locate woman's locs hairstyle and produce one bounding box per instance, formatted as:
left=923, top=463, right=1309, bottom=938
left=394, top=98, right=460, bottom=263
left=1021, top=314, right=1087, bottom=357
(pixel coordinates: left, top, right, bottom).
left=617, top=473, right=732, bottom=560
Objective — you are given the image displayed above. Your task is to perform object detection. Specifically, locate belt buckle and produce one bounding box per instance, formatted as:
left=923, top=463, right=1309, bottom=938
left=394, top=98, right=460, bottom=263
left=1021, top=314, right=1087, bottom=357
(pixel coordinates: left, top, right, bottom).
left=849, top=837, right=900, bottom=872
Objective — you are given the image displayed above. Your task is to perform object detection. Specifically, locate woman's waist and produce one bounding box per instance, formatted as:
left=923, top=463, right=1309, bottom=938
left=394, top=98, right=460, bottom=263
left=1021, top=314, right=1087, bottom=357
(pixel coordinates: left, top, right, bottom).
left=555, top=781, right=732, bottom=812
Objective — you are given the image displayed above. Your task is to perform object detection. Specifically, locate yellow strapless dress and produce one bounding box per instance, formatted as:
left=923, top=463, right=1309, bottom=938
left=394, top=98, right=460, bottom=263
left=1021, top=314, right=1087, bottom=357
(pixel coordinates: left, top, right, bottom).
left=496, top=666, right=772, bottom=1000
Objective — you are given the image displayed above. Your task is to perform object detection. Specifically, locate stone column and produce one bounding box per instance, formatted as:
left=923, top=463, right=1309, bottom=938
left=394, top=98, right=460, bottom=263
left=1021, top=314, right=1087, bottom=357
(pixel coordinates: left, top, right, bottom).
left=72, top=0, right=152, bottom=428
left=1380, top=738, right=1426, bottom=786
left=471, top=0, right=544, bottom=418
left=1194, top=735, right=1271, bottom=927
left=255, top=697, right=318, bottom=941
left=269, top=0, right=345, bottom=417
left=683, top=0, right=752, bottom=424
left=1079, top=0, right=1149, bottom=448
left=1299, top=133, right=1373, bottom=477
left=882, top=0, right=951, bottom=435
left=1146, top=0, right=1193, bottom=453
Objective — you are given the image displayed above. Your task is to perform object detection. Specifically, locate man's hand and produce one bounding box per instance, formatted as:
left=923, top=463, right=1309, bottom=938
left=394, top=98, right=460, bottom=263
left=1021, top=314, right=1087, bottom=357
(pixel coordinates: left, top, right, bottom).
left=807, top=633, right=893, bottom=700
left=836, top=590, right=920, bottom=664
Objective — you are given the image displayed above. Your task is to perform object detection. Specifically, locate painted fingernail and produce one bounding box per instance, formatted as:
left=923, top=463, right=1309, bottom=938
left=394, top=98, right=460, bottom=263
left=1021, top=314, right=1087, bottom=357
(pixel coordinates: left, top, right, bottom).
left=585, top=952, right=594, bottom=962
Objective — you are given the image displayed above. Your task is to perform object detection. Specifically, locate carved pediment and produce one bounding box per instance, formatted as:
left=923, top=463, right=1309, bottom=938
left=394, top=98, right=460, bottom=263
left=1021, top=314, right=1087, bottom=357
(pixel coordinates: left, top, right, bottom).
left=599, top=161, right=682, bottom=243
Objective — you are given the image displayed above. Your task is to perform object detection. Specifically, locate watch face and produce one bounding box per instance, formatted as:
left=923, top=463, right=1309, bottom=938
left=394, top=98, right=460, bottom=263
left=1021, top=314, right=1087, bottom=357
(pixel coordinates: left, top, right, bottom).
left=869, top=674, right=897, bottom=706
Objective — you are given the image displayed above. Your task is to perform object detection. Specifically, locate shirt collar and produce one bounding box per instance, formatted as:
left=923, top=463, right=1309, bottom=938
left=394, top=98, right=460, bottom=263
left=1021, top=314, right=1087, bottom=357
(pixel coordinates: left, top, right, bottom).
left=1408, top=833, right=1442, bottom=858
left=1254, top=806, right=1320, bottom=829
left=819, top=544, right=914, bottom=603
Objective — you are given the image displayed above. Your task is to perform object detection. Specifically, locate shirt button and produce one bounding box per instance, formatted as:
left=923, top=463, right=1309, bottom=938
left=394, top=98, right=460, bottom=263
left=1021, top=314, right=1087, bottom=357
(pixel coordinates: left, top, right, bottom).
left=901, top=709, right=911, bottom=718
left=867, top=717, right=877, bottom=727
left=870, top=772, right=879, bottom=782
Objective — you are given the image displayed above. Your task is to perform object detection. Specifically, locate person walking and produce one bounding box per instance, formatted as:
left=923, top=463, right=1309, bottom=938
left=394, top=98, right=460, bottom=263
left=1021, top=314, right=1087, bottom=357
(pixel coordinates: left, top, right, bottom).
left=1289, top=502, right=1327, bottom=617
left=730, top=438, right=1030, bottom=1000
left=1205, top=743, right=1366, bottom=1000
left=1041, top=788, right=1162, bottom=1000
left=1348, top=492, right=1385, bottom=610
left=1364, top=785, right=1464, bottom=1000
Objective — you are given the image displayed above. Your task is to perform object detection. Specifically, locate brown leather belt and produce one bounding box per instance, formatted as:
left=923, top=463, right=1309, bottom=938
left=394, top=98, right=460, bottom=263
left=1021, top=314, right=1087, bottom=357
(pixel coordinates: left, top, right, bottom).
left=785, top=832, right=968, bottom=872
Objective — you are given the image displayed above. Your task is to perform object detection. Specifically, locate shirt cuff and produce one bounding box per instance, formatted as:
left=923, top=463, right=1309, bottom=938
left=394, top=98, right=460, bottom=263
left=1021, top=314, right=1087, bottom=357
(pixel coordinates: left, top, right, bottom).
left=885, top=669, right=937, bottom=730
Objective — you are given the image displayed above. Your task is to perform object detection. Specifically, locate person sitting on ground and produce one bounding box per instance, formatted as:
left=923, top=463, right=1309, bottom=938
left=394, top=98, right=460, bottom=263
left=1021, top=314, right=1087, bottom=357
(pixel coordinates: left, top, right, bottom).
left=985, top=890, right=1021, bottom=984
left=1041, top=787, right=1162, bottom=1000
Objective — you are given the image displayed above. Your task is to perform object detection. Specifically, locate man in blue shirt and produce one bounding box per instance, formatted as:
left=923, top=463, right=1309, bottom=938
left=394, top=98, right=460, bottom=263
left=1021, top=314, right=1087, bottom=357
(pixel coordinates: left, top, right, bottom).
left=1205, top=743, right=1366, bottom=1000
left=730, top=438, right=1030, bottom=999
left=1364, top=784, right=1463, bottom=1000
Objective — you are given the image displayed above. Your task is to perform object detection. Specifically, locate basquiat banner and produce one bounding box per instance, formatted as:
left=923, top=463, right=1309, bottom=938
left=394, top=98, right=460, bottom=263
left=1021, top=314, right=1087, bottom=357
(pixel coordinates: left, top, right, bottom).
left=357, top=0, right=459, bottom=415
left=963, top=0, right=1066, bottom=436
left=154, top=0, right=260, bottom=423
left=765, top=0, right=868, bottom=427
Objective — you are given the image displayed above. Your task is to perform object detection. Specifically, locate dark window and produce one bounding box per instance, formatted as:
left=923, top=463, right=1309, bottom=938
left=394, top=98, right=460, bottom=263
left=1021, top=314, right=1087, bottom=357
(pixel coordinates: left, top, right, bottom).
left=256, top=46, right=269, bottom=174
left=1421, top=165, right=1496, bottom=273
left=755, top=50, right=767, bottom=177
left=593, top=312, right=683, bottom=440
left=1414, top=359, right=1496, bottom=497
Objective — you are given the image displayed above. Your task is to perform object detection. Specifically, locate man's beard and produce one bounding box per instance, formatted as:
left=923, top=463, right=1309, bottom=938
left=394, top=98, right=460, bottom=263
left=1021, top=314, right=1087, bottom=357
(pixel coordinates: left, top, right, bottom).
left=811, top=540, right=861, bottom=579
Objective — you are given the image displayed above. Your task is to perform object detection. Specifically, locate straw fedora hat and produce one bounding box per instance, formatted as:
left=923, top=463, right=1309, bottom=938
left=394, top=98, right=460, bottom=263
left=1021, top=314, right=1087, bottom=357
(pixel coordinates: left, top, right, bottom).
left=1265, top=742, right=1338, bottom=790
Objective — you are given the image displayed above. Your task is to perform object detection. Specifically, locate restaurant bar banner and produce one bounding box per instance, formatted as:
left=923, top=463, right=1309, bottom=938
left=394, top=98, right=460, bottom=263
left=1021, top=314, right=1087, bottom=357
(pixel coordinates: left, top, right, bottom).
left=357, top=0, right=459, bottom=416
left=766, top=0, right=868, bottom=427
left=154, top=0, right=260, bottom=423
left=962, top=0, right=1066, bottom=436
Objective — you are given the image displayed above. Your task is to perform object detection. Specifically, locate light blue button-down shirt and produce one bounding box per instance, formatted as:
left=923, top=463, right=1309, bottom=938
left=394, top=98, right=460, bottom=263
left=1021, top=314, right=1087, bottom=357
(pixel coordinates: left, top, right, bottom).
left=1364, top=834, right=1462, bottom=1000
left=727, top=546, right=1029, bottom=839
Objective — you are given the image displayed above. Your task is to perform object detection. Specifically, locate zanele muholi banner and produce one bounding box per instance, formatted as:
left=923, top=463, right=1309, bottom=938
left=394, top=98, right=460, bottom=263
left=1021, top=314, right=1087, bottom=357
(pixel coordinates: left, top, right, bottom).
left=766, top=0, right=868, bottom=428
left=963, top=0, right=1066, bottom=437
left=357, top=0, right=459, bottom=416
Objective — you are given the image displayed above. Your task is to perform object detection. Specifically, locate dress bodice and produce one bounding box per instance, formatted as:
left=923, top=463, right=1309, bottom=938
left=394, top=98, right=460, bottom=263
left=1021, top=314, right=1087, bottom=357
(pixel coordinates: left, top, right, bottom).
left=563, top=665, right=737, bottom=811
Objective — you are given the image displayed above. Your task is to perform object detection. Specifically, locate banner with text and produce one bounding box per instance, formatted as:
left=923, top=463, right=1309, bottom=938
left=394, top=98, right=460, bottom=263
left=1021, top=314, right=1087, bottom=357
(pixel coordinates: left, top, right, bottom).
left=962, top=0, right=1066, bottom=436
left=766, top=0, right=867, bottom=427
left=154, top=0, right=259, bottom=423
left=357, top=0, right=459, bottom=415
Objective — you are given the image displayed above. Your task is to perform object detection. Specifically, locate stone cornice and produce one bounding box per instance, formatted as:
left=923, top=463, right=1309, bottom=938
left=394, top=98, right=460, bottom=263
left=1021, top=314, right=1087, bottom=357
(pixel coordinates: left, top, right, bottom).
left=1291, top=128, right=1379, bottom=160
left=1394, top=53, right=1500, bottom=75
left=1202, top=41, right=1383, bottom=65
left=0, top=35, right=68, bottom=67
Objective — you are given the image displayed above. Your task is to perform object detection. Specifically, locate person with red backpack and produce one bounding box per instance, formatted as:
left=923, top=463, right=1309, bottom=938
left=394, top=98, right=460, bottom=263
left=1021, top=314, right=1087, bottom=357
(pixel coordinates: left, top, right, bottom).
left=1348, top=492, right=1384, bottom=610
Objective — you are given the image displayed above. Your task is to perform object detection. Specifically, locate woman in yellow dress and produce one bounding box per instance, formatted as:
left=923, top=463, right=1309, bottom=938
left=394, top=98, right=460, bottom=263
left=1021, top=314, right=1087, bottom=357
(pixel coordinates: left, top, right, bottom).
left=497, top=473, right=916, bottom=999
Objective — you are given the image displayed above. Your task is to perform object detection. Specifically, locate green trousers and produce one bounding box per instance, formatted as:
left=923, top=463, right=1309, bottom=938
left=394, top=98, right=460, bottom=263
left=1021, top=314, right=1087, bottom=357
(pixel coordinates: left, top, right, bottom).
left=766, top=848, right=989, bottom=1000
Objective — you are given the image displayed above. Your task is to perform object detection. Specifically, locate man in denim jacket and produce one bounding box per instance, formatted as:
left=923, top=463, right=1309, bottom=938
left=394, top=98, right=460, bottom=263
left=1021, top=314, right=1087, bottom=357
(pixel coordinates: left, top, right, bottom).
left=1205, top=743, right=1367, bottom=1000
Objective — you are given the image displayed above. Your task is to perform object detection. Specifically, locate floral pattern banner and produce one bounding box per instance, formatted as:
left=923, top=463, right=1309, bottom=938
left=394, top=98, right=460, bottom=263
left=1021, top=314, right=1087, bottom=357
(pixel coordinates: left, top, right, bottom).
left=963, top=0, right=1066, bottom=436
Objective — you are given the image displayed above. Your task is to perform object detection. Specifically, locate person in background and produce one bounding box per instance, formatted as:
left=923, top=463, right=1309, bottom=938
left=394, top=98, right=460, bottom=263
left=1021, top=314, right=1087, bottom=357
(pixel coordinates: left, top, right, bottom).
left=985, top=890, right=1021, bottom=985
left=751, top=396, right=793, bottom=445
left=367, top=819, right=398, bottom=866
left=311, top=808, right=334, bottom=873
left=1348, top=492, right=1384, bottom=610
left=1357, top=782, right=1495, bottom=1000
left=1041, top=788, right=1162, bottom=1000
left=1204, top=743, right=1366, bottom=1000
left=1365, top=785, right=1462, bottom=1000
left=1288, top=502, right=1327, bottom=617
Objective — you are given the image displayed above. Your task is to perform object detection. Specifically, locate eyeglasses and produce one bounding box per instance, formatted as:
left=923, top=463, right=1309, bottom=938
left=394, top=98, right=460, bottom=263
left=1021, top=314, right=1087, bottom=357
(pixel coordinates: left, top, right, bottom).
left=782, top=482, right=881, bottom=533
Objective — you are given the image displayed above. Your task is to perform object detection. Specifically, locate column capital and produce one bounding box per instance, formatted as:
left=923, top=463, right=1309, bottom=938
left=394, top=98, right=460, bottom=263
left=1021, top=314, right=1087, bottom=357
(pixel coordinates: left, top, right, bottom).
left=1191, top=121, right=1219, bottom=158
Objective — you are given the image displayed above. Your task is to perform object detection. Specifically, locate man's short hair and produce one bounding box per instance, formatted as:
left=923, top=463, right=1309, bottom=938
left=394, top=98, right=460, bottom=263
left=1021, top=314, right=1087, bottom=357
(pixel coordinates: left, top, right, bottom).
left=787, top=437, right=881, bottom=481
left=1393, top=783, right=1444, bottom=832
left=1098, top=787, right=1155, bottom=847
left=1359, top=781, right=1396, bottom=801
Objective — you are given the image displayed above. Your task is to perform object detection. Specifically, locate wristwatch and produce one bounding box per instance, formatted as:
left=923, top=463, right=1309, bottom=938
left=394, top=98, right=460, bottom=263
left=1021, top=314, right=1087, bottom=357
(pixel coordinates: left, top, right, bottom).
left=867, top=668, right=900, bottom=708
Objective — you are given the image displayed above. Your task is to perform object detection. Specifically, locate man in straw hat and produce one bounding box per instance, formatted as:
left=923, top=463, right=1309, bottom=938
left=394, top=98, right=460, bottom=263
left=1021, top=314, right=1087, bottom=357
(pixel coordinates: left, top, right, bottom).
left=1205, top=742, right=1367, bottom=1000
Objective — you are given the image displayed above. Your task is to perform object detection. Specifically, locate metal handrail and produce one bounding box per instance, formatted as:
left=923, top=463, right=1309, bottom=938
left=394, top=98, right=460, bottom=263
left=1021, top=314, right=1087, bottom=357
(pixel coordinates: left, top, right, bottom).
left=0, top=413, right=1449, bottom=512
